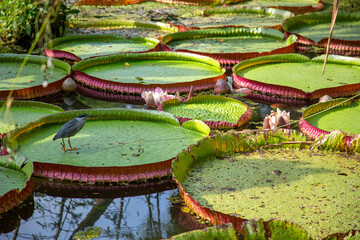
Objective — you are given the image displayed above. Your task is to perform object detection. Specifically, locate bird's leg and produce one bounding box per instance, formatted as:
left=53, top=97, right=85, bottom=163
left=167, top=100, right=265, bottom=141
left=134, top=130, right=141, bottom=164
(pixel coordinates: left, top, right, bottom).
left=67, top=138, right=80, bottom=151
left=61, top=138, right=66, bottom=152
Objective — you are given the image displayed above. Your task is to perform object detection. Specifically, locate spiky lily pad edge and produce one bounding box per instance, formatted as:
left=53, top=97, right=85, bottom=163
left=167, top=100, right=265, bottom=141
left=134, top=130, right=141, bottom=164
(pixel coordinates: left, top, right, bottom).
left=0, top=53, right=71, bottom=100
left=44, top=34, right=161, bottom=61
left=171, top=130, right=359, bottom=238
left=161, top=28, right=297, bottom=70
left=159, top=96, right=253, bottom=130
left=0, top=159, right=34, bottom=214
left=3, top=109, right=210, bottom=184
left=298, top=98, right=354, bottom=144
left=71, top=52, right=227, bottom=95
left=232, top=54, right=360, bottom=99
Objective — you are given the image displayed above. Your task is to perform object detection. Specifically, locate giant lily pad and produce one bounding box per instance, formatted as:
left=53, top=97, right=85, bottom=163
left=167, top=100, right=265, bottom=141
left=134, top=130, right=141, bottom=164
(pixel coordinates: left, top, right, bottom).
left=0, top=54, right=71, bottom=100
left=69, top=19, right=177, bottom=39
left=44, top=34, right=160, bottom=61
left=0, top=101, right=64, bottom=134
left=299, top=98, right=360, bottom=141
left=232, top=54, right=360, bottom=99
left=172, top=131, right=360, bottom=239
left=72, top=52, right=227, bottom=95
left=180, top=6, right=294, bottom=29
left=161, top=27, right=297, bottom=70
left=0, top=156, right=33, bottom=214
left=242, top=0, right=324, bottom=15
left=3, top=108, right=210, bottom=184
left=160, top=95, right=252, bottom=130
left=283, top=12, right=360, bottom=55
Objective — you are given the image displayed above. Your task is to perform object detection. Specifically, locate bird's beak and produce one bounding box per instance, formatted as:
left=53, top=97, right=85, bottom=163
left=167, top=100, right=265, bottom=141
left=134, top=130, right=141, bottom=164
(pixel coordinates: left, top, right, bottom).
left=88, top=115, right=98, bottom=118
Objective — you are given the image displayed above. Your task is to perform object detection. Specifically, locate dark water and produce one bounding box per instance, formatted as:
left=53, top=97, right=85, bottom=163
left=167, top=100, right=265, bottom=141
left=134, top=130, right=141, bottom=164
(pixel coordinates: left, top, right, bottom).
left=0, top=89, right=305, bottom=240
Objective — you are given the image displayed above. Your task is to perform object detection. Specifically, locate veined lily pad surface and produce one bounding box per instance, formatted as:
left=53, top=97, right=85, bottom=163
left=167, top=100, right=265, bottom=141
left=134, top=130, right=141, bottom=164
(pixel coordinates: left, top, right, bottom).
left=72, top=52, right=226, bottom=95
left=283, top=12, right=360, bottom=42
left=0, top=101, right=64, bottom=133
left=45, top=35, right=160, bottom=60
left=233, top=54, right=360, bottom=99
left=173, top=132, right=360, bottom=239
left=3, top=108, right=210, bottom=183
left=0, top=54, right=71, bottom=100
left=0, top=157, right=33, bottom=214
left=299, top=98, right=360, bottom=140
left=160, top=95, right=252, bottom=129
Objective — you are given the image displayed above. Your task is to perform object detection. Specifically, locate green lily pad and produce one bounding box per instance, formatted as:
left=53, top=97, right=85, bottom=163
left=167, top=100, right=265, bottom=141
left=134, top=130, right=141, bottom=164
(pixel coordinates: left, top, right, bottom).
left=3, top=108, right=210, bottom=183
left=173, top=132, right=360, bottom=239
left=0, top=156, right=33, bottom=214
left=46, top=35, right=160, bottom=60
left=283, top=12, right=360, bottom=42
left=0, top=101, right=64, bottom=133
left=0, top=54, right=71, bottom=100
left=181, top=6, right=293, bottom=28
left=72, top=52, right=226, bottom=95
left=232, top=54, right=360, bottom=99
left=162, top=27, right=292, bottom=53
left=299, top=98, right=360, bottom=143
left=243, top=0, right=320, bottom=8
left=161, top=95, right=252, bottom=129
left=306, top=100, right=360, bottom=135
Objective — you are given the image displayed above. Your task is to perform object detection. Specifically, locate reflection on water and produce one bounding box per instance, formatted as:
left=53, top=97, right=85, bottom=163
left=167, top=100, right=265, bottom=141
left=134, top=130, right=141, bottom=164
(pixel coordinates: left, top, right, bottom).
left=1, top=179, right=200, bottom=240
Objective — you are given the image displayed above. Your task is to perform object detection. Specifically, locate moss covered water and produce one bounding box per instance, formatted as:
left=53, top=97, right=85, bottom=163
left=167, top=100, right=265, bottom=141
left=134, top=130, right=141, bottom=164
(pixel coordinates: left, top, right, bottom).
left=182, top=149, right=360, bottom=239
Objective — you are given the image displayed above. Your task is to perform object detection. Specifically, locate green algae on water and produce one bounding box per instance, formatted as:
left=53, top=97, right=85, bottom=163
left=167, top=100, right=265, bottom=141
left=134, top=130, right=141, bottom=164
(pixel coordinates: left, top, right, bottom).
left=182, top=149, right=360, bottom=239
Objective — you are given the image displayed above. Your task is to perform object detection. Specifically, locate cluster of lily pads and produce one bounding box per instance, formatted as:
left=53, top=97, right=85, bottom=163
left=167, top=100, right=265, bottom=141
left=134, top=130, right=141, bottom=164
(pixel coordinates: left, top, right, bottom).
left=1, top=0, right=360, bottom=238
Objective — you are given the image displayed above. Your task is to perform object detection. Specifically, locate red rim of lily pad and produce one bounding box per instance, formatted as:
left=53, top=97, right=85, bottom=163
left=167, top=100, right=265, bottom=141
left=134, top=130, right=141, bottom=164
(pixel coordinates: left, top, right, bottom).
left=282, top=11, right=360, bottom=54
left=243, top=92, right=310, bottom=109
left=3, top=109, right=210, bottom=184
left=232, top=53, right=360, bottom=99
left=159, top=95, right=252, bottom=130
left=34, top=178, right=176, bottom=198
left=71, top=51, right=227, bottom=95
left=0, top=54, right=71, bottom=100
left=161, top=28, right=297, bottom=71
left=298, top=98, right=356, bottom=143
left=76, top=85, right=145, bottom=105
left=44, top=34, right=160, bottom=61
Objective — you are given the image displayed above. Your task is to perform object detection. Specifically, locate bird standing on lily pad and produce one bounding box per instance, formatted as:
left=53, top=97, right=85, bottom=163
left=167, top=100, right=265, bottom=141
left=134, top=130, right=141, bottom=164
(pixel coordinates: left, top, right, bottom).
left=53, top=114, right=97, bottom=152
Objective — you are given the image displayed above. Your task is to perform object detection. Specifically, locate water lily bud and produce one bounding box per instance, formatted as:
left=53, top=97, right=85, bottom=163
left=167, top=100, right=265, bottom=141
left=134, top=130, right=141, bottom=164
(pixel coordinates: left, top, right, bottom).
left=214, top=79, right=231, bottom=94
left=319, top=95, right=333, bottom=103
left=62, top=77, right=77, bottom=92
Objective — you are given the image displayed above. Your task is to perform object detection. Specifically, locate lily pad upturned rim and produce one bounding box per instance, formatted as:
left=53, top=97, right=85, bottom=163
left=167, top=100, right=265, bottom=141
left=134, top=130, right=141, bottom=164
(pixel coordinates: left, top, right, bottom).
left=69, top=19, right=178, bottom=33
left=0, top=53, right=71, bottom=100
left=3, top=108, right=210, bottom=184
left=172, top=130, right=309, bottom=234
left=0, top=158, right=34, bottom=214
left=298, top=98, right=355, bottom=143
left=74, top=0, right=147, bottom=5
left=161, top=27, right=297, bottom=70
left=282, top=11, right=360, bottom=50
left=232, top=53, right=360, bottom=99
left=44, top=34, right=161, bottom=61
left=265, top=0, right=324, bottom=15
left=71, top=51, right=227, bottom=95
left=159, top=95, right=253, bottom=130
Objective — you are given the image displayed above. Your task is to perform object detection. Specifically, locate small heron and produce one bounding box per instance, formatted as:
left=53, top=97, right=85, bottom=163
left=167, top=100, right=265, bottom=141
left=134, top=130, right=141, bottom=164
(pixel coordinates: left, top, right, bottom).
left=53, top=113, right=97, bottom=152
